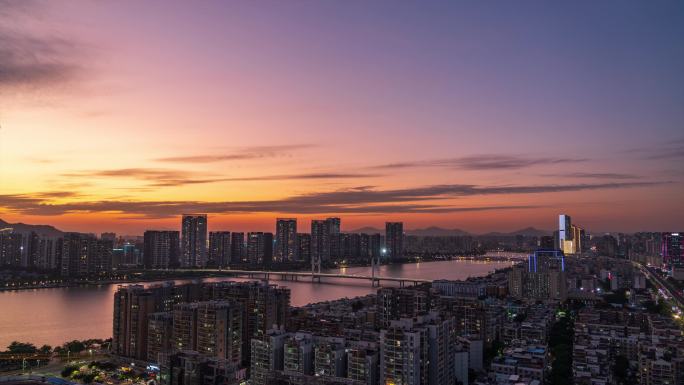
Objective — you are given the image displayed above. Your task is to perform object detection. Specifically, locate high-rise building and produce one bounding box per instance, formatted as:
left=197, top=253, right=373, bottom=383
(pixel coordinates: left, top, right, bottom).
left=204, top=281, right=290, bottom=366
left=377, top=286, right=432, bottom=328
left=558, top=214, right=575, bottom=255
left=59, top=233, right=113, bottom=276
left=347, top=343, right=379, bottom=385
left=181, top=214, right=208, bottom=267
left=196, top=301, right=243, bottom=363
left=296, top=233, right=311, bottom=263
left=208, top=231, right=231, bottom=267
left=311, top=220, right=326, bottom=263
left=385, top=222, right=404, bottom=260
left=0, top=229, right=23, bottom=267
left=172, top=302, right=199, bottom=352
left=147, top=312, right=173, bottom=364
left=663, top=232, right=683, bottom=268
left=314, top=338, right=346, bottom=377
left=283, top=333, right=313, bottom=375
left=247, top=232, right=273, bottom=265
left=311, top=218, right=341, bottom=263
left=101, top=232, right=117, bottom=242
left=230, top=232, right=244, bottom=264
left=509, top=249, right=567, bottom=300
left=250, top=329, right=289, bottom=385
left=370, top=233, right=383, bottom=259
left=380, top=317, right=429, bottom=385
left=380, top=313, right=456, bottom=385
left=143, top=231, right=180, bottom=269
left=112, top=285, right=159, bottom=360
left=113, top=283, right=203, bottom=361
left=275, top=218, right=297, bottom=262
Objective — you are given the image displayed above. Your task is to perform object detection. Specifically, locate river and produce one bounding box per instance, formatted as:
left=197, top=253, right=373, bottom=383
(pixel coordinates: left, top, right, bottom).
left=0, top=259, right=512, bottom=348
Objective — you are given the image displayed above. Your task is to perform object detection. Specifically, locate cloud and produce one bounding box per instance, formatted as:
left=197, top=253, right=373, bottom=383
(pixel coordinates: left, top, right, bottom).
left=371, top=154, right=588, bottom=171
left=542, top=172, right=640, bottom=180
left=62, top=168, right=379, bottom=187
left=222, top=172, right=382, bottom=182
left=626, top=138, right=684, bottom=161
left=0, top=1, right=85, bottom=90
left=0, top=181, right=666, bottom=217
left=62, top=168, right=225, bottom=187
left=155, top=144, right=316, bottom=163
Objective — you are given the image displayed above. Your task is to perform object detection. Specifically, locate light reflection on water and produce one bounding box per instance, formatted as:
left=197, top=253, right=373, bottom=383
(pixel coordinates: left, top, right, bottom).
left=0, top=259, right=511, bottom=348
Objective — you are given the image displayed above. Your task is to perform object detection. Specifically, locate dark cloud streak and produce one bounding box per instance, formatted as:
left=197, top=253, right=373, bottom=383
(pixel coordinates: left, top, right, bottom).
left=155, top=144, right=316, bottom=163
left=0, top=181, right=666, bottom=217
left=371, top=154, right=588, bottom=171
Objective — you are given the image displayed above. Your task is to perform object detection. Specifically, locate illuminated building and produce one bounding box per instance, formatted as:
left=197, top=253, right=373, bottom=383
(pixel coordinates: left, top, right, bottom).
left=558, top=214, right=575, bottom=255
left=147, top=312, right=173, bottom=364
left=663, top=232, right=683, bottom=268
left=283, top=333, right=314, bottom=375
left=275, top=218, right=298, bottom=262
left=250, top=329, right=288, bottom=385
left=311, top=217, right=341, bottom=262
left=296, top=233, right=311, bottom=263
left=230, top=232, right=244, bottom=264
left=181, top=214, right=208, bottom=267
left=385, top=222, right=404, bottom=260
left=143, top=230, right=180, bottom=269
left=247, top=232, right=273, bottom=265
left=196, top=301, right=242, bottom=363
left=208, top=231, right=231, bottom=267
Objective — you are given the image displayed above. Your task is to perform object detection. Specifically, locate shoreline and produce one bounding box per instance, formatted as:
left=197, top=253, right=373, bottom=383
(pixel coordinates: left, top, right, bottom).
left=0, top=255, right=519, bottom=293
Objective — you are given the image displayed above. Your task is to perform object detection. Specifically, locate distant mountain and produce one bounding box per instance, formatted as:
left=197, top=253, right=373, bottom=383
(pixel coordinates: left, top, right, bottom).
left=406, top=227, right=470, bottom=236
left=0, top=218, right=64, bottom=238
left=481, top=227, right=550, bottom=237
left=349, top=226, right=384, bottom=234
left=348, top=226, right=470, bottom=236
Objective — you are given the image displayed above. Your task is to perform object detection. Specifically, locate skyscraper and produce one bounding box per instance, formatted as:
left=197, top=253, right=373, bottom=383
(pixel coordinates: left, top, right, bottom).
left=385, top=222, right=404, bottom=260
left=296, top=233, right=311, bottom=263
left=247, top=232, right=273, bottom=265
left=663, top=232, right=683, bottom=268
left=230, top=232, right=245, bottom=264
left=275, top=218, right=297, bottom=262
left=558, top=214, right=574, bottom=255
left=208, top=231, right=231, bottom=268
left=311, top=220, right=326, bottom=263
left=310, top=217, right=341, bottom=263
left=143, top=230, right=180, bottom=269
left=181, top=214, right=208, bottom=267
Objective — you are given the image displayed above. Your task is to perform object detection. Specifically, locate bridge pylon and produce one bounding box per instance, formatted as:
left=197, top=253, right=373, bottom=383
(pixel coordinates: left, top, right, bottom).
left=311, top=254, right=321, bottom=282
left=371, top=256, right=379, bottom=288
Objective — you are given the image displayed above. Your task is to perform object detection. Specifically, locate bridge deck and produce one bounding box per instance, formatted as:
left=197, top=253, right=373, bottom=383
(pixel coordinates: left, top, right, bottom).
left=176, top=269, right=432, bottom=283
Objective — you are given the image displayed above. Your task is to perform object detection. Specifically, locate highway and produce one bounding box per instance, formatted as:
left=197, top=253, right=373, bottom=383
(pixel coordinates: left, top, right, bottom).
left=636, top=263, right=684, bottom=309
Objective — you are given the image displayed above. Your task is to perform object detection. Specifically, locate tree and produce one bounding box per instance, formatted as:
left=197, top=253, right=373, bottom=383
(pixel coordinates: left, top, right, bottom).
left=39, top=345, right=52, bottom=354
left=63, top=340, right=86, bottom=353
left=6, top=341, right=37, bottom=354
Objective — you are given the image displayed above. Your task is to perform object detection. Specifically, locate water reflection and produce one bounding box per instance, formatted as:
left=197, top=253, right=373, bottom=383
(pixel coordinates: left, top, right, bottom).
left=0, top=260, right=510, bottom=348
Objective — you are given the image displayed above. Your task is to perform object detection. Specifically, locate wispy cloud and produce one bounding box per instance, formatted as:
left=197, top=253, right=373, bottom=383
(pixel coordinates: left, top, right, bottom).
left=371, top=154, right=588, bottom=171
left=62, top=168, right=379, bottom=187
left=626, top=138, right=684, bottom=161
left=542, top=172, right=640, bottom=180
left=0, top=181, right=666, bottom=217
left=155, top=144, right=316, bottom=163
left=0, top=1, right=85, bottom=90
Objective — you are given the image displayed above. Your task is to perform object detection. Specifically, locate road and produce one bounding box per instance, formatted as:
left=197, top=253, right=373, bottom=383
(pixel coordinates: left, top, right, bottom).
left=636, top=263, right=684, bottom=309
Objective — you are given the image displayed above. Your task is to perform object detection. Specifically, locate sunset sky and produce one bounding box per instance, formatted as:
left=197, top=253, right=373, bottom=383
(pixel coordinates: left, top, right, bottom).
left=1, top=1, right=683, bottom=234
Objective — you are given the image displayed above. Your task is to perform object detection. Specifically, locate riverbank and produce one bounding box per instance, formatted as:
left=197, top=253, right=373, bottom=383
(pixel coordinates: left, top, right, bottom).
left=0, top=254, right=520, bottom=293
left=0, top=259, right=511, bottom=348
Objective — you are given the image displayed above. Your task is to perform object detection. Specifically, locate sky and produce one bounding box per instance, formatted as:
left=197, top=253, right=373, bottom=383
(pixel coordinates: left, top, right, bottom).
left=0, top=0, right=683, bottom=235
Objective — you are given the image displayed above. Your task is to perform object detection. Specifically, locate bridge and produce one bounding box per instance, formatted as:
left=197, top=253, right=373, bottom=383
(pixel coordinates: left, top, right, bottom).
left=176, top=256, right=430, bottom=287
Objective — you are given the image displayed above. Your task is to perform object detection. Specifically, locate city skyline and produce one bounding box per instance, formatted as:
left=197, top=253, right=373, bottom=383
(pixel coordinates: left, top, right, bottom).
left=1, top=1, right=683, bottom=234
